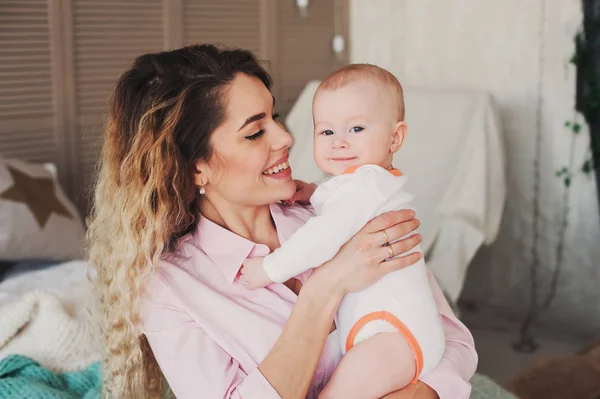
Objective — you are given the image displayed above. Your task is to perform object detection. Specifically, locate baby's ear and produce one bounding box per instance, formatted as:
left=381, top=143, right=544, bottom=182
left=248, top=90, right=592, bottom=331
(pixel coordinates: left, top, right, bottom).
left=390, top=121, right=407, bottom=153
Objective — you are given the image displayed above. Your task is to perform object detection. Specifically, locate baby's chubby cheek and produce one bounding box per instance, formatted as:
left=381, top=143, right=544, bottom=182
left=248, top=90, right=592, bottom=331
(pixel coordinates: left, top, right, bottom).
left=313, top=148, right=334, bottom=175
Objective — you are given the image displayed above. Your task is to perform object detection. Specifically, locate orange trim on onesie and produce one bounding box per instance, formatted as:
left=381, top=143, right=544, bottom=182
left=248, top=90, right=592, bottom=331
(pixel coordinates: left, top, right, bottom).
left=342, top=165, right=402, bottom=176
left=345, top=311, right=423, bottom=385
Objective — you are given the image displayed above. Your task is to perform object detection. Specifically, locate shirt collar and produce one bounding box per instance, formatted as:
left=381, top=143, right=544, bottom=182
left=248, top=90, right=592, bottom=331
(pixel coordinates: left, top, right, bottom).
left=192, top=203, right=293, bottom=284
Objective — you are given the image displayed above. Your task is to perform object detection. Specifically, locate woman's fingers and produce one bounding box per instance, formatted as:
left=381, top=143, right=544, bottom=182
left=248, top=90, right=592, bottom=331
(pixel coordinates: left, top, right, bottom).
left=374, top=218, right=421, bottom=246
left=364, top=209, right=416, bottom=234
left=378, top=233, right=422, bottom=261
left=378, top=252, right=423, bottom=275
left=377, top=234, right=423, bottom=262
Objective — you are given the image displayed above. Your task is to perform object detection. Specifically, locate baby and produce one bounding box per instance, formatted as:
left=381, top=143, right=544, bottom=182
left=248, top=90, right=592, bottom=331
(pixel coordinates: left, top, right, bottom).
left=241, top=64, right=445, bottom=398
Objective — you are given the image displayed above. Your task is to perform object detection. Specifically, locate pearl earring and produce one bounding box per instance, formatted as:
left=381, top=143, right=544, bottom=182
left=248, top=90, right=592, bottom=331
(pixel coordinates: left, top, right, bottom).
left=199, top=185, right=205, bottom=195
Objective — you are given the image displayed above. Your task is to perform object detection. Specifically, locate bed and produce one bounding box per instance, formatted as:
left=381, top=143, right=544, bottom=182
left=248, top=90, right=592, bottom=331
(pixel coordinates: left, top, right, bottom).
left=0, top=156, right=101, bottom=375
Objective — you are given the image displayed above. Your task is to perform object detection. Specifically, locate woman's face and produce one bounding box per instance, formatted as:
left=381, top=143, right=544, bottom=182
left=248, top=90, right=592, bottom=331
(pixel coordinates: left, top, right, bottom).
left=196, top=73, right=295, bottom=207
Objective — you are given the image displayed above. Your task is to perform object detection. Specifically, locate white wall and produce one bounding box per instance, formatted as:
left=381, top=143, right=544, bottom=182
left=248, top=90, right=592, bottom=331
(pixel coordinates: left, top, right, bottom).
left=350, top=0, right=600, bottom=337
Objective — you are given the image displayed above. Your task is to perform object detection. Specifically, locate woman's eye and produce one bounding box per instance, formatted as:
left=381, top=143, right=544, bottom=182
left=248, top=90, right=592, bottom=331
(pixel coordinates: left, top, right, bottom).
left=321, top=130, right=334, bottom=136
left=245, top=129, right=265, bottom=141
left=350, top=126, right=364, bottom=133
left=272, top=112, right=280, bottom=120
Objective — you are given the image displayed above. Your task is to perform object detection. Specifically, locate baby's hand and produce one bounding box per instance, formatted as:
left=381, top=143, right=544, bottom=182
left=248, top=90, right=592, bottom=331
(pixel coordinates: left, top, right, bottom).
left=240, top=257, right=273, bottom=289
left=284, top=180, right=317, bottom=205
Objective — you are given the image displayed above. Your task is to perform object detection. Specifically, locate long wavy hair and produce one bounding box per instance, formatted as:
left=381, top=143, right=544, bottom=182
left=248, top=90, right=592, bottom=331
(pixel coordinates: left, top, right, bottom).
left=87, top=44, right=272, bottom=398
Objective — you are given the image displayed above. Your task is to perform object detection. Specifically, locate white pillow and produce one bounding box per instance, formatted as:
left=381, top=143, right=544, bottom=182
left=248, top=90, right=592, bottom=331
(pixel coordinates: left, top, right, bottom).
left=0, top=157, right=85, bottom=261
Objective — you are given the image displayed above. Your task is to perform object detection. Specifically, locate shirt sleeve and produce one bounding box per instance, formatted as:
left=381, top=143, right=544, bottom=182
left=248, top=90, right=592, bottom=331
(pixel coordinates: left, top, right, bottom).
left=263, top=168, right=389, bottom=283
left=419, top=269, right=478, bottom=399
left=143, top=280, right=281, bottom=399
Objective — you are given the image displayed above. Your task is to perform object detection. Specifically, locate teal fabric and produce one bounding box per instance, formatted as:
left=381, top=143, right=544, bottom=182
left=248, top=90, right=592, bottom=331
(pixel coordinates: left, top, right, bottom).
left=0, top=355, right=101, bottom=399
left=0, top=353, right=513, bottom=399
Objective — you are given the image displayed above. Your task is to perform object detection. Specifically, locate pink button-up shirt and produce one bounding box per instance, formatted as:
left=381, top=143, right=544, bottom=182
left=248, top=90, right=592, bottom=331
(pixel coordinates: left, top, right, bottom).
left=142, top=203, right=477, bottom=399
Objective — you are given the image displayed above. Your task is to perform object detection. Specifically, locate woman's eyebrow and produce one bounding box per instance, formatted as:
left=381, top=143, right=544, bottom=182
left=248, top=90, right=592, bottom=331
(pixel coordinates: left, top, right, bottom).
left=237, top=96, right=277, bottom=131
left=238, top=113, right=266, bottom=131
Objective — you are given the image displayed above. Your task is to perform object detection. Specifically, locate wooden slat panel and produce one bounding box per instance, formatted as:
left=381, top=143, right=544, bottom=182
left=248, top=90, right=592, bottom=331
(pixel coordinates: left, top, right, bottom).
left=71, top=0, right=164, bottom=212
left=0, top=0, right=59, bottom=165
left=183, top=0, right=261, bottom=54
left=277, top=0, right=344, bottom=116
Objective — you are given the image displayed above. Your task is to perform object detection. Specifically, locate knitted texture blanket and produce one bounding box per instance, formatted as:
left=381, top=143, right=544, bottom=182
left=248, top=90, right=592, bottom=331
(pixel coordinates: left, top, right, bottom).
left=0, top=289, right=100, bottom=372
left=0, top=354, right=101, bottom=399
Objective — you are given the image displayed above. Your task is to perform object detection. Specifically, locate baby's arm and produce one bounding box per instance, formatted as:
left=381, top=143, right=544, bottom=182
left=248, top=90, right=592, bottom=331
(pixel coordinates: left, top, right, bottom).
left=241, top=180, right=318, bottom=288
left=240, top=257, right=272, bottom=289
left=283, top=179, right=317, bottom=205
left=263, top=168, right=401, bottom=284
left=239, top=180, right=325, bottom=288
left=241, top=191, right=372, bottom=289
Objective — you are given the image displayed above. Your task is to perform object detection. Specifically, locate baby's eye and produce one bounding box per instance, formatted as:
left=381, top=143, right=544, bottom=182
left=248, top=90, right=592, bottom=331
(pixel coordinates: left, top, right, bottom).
left=350, top=126, right=364, bottom=133
left=321, top=130, right=334, bottom=136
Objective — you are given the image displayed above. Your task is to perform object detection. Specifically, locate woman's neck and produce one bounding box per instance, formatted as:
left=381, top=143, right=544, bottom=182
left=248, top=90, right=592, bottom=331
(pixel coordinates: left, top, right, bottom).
left=198, top=197, right=280, bottom=249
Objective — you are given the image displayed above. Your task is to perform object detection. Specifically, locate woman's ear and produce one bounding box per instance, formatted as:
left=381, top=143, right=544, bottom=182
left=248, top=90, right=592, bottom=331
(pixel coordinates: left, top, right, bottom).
left=194, top=160, right=210, bottom=188
left=390, top=121, right=408, bottom=153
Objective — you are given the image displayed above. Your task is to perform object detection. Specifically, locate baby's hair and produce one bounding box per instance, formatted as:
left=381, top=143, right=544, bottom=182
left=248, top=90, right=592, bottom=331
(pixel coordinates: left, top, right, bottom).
left=317, top=63, right=405, bottom=120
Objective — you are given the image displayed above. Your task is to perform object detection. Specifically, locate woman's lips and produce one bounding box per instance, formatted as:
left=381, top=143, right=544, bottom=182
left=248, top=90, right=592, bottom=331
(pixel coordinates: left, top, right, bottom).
left=263, top=160, right=291, bottom=179
left=263, top=165, right=292, bottom=179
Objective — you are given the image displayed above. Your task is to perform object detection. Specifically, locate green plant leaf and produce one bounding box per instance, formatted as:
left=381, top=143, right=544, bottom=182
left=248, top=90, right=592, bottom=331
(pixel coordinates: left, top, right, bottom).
left=582, top=159, right=593, bottom=175
left=565, top=121, right=571, bottom=127
left=564, top=177, right=571, bottom=187
left=572, top=123, right=582, bottom=134
left=556, top=167, right=570, bottom=177
left=570, top=53, right=578, bottom=65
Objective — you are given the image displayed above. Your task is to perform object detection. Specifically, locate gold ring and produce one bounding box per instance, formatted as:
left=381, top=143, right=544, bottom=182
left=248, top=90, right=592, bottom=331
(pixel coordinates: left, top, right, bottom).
left=387, top=245, right=395, bottom=259
left=381, top=229, right=389, bottom=246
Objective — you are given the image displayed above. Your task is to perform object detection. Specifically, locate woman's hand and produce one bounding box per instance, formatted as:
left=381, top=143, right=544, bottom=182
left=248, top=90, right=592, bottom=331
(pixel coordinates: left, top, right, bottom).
left=382, top=382, right=440, bottom=399
left=311, top=209, right=422, bottom=297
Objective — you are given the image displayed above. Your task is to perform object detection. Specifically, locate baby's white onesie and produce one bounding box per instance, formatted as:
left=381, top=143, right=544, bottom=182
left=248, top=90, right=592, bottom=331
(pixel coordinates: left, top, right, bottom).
left=262, top=164, right=445, bottom=380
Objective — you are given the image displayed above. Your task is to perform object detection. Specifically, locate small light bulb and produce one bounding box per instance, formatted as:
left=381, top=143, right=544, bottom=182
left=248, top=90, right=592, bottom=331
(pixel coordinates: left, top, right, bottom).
left=332, top=34, right=345, bottom=54
left=297, top=0, right=309, bottom=17
left=297, top=0, right=309, bottom=10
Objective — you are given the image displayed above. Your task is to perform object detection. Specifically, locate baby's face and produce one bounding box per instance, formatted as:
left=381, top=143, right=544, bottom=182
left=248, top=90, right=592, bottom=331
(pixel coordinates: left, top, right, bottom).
left=312, top=80, right=402, bottom=176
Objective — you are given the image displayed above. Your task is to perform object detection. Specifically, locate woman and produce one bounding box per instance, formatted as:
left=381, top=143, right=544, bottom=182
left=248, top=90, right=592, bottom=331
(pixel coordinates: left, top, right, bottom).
left=88, top=44, right=476, bottom=399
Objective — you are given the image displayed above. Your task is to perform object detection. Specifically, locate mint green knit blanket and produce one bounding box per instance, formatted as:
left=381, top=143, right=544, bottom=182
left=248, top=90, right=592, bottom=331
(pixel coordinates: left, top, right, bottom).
left=0, top=355, right=101, bottom=399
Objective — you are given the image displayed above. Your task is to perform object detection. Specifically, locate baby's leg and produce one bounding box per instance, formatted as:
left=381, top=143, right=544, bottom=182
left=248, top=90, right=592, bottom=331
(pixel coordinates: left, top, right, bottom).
left=319, top=332, right=416, bottom=399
